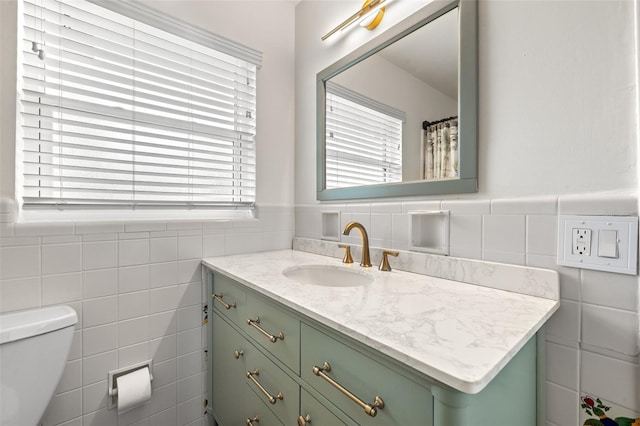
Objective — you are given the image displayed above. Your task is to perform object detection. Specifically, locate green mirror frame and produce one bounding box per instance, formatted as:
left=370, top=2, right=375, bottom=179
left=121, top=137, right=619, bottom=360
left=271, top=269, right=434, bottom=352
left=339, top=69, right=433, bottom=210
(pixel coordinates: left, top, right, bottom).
left=316, top=0, right=477, bottom=201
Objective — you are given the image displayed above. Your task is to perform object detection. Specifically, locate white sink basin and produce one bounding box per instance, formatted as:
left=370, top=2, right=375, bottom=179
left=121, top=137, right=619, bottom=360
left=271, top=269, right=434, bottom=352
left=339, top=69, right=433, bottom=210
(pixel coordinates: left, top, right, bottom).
left=282, top=264, right=373, bottom=287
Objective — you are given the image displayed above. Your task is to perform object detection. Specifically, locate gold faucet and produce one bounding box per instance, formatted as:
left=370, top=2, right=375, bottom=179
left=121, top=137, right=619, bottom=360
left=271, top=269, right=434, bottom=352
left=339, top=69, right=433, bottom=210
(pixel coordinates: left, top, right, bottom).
left=342, top=221, right=371, bottom=267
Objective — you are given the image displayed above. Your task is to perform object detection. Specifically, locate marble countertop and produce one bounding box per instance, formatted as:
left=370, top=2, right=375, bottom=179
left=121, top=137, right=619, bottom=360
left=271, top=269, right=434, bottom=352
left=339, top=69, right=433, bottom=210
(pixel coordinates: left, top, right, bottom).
left=202, top=249, right=559, bottom=394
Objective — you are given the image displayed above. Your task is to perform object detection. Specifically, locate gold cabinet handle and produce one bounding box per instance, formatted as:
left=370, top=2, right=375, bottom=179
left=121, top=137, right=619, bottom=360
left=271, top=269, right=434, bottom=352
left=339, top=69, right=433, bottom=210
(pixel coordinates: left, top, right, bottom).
left=245, top=415, right=259, bottom=425
left=312, top=362, right=384, bottom=417
left=233, top=350, right=244, bottom=359
left=212, top=293, right=236, bottom=310
left=297, top=414, right=312, bottom=426
left=338, top=244, right=353, bottom=264
left=246, top=369, right=284, bottom=405
left=247, top=317, right=284, bottom=343
left=378, top=250, right=399, bottom=272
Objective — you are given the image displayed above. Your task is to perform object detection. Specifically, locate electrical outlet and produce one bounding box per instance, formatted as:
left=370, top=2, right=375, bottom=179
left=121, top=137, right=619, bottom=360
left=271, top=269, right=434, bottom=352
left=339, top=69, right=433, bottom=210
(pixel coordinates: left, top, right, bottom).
left=572, top=228, right=591, bottom=255
left=558, top=215, right=638, bottom=275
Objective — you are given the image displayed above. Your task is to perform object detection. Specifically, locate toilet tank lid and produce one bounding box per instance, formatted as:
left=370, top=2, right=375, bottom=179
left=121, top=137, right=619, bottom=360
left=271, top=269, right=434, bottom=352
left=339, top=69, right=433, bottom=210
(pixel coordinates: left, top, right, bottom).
left=0, top=306, right=78, bottom=345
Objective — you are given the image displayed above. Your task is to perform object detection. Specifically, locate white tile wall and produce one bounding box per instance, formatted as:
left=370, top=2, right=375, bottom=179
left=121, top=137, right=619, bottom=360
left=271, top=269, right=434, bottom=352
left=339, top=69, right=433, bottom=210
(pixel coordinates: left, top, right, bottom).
left=581, top=350, right=640, bottom=411
left=483, top=214, right=526, bottom=253
left=2, top=194, right=637, bottom=424
left=0, top=204, right=293, bottom=426
left=581, top=304, right=638, bottom=355
left=546, top=382, right=579, bottom=426
left=546, top=342, right=579, bottom=390
left=296, top=193, right=640, bottom=422
left=449, top=214, right=482, bottom=258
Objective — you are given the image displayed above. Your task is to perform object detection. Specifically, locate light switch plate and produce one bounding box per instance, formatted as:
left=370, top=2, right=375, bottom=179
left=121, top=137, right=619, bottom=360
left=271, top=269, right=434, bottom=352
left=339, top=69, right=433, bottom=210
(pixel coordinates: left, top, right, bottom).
left=557, top=215, right=638, bottom=275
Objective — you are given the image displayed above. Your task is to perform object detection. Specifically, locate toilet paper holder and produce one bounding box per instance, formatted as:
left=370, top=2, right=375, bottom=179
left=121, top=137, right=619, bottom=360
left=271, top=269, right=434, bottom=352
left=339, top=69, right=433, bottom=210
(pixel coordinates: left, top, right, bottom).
left=107, top=360, right=154, bottom=410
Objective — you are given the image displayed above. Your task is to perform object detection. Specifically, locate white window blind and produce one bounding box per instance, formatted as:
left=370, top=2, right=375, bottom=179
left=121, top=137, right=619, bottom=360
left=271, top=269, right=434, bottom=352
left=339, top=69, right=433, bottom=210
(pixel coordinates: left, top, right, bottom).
left=325, top=82, right=404, bottom=189
left=20, top=0, right=260, bottom=210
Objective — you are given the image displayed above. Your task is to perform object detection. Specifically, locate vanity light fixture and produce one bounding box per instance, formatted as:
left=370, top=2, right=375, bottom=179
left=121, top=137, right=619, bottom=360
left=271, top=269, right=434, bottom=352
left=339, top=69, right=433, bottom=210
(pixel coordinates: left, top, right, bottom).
left=321, top=0, right=388, bottom=41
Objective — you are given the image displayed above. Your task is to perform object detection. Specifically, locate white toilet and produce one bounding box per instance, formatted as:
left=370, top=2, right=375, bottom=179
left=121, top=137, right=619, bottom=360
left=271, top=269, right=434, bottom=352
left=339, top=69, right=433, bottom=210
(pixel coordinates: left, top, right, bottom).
left=0, top=305, right=78, bottom=426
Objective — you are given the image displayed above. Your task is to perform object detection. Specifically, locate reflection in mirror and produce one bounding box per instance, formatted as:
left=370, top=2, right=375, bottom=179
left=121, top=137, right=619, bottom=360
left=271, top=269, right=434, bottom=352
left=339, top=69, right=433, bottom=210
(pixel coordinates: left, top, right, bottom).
left=317, top=0, right=477, bottom=201
left=325, top=81, right=405, bottom=188
left=328, top=7, right=458, bottom=186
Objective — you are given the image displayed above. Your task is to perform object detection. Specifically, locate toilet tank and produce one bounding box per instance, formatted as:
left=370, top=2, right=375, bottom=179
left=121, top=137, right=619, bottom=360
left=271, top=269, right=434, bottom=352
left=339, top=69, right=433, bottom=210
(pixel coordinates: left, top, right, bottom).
left=0, top=306, right=78, bottom=426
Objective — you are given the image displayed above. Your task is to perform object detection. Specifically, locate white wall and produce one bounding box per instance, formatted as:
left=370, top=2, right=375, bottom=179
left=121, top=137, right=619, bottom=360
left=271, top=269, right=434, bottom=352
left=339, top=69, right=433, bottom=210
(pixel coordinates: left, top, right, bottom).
left=0, top=1, right=296, bottom=425
left=478, top=0, right=637, bottom=196
left=295, top=0, right=638, bottom=203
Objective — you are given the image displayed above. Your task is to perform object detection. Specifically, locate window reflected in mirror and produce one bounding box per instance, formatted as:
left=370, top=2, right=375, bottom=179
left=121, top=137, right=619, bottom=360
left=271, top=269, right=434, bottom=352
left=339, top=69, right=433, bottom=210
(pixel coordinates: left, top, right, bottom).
left=325, top=81, right=404, bottom=189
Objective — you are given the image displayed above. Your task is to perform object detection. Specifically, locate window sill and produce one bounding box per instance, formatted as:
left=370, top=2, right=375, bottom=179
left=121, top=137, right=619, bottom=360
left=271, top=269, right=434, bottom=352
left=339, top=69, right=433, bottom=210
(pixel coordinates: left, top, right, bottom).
left=17, top=207, right=255, bottom=224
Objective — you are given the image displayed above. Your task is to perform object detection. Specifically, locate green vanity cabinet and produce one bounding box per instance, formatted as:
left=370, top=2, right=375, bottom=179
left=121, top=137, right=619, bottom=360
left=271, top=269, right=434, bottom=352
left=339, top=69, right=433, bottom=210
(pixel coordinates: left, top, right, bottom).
left=301, top=323, right=433, bottom=426
left=245, top=388, right=286, bottom=426
left=211, top=273, right=247, bottom=327
left=207, top=270, right=540, bottom=426
left=212, top=311, right=299, bottom=425
left=245, top=292, right=301, bottom=375
left=299, top=388, right=349, bottom=426
left=211, top=312, right=246, bottom=426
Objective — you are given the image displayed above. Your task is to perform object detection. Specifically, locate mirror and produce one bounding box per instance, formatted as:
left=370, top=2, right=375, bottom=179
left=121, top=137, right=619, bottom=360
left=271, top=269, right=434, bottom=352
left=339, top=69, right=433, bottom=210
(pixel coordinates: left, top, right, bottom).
left=317, top=0, right=477, bottom=201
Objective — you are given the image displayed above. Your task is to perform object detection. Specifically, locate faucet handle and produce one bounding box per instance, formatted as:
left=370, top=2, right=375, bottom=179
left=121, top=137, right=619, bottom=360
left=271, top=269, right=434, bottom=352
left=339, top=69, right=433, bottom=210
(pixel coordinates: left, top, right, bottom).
left=379, top=250, right=399, bottom=271
left=338, top=244, right=353, bottom=264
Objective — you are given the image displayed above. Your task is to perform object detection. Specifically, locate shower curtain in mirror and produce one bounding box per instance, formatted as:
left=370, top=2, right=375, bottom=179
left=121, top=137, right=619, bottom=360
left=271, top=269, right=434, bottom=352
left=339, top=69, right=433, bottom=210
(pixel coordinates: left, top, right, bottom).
left=422, top=118, right=458, bottom=181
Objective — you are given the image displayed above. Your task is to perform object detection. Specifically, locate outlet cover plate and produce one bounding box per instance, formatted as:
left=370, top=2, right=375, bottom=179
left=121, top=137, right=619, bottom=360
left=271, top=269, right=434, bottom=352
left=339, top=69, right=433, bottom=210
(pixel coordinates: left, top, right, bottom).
left=557, top=215, right=638, bottom=275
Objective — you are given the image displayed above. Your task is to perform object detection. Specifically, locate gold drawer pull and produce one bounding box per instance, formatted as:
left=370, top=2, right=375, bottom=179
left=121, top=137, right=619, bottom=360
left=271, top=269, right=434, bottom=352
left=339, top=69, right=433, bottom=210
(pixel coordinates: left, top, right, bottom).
left=212, top=293, right=236, bottom=310
left=246, top=369, right=284, bottom=405
left=247, top=317, right=284, bottom=343
left=312, top=362, right=384, bottom=417
left=233, top=350, right=244, bottom=359
left=246, top=415, right=259, bottom=425
left=297, top=414, right=312, bottom=426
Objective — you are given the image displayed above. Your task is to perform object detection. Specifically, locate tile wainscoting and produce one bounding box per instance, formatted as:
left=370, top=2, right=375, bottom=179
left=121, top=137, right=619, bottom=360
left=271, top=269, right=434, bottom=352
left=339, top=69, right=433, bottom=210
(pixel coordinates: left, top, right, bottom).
left=0, top=202, right=294, bottom=426
left=296, top=191, right=640, bottom=426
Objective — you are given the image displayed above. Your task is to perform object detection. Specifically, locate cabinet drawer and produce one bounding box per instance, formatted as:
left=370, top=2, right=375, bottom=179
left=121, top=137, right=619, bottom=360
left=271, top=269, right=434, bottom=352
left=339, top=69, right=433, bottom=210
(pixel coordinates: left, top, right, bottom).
left=211, top=273, right=246, bottom=327
left=301, top=323, right=433, bottom=426
left=300, top=388, right=349, bottom=426
left=244, top=385, right=285, bottom=426
left=243, top=334, right=300, bottom=425
left=244, top=292, right=300, bottom=374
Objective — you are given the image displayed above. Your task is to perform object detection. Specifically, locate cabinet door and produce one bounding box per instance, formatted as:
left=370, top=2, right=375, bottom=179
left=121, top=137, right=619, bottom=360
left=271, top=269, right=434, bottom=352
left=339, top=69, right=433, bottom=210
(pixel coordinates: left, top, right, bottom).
left=211, top=312, right=248, bottom=426
left=299, top=388, right=349, bottom=426
left=212, top=310, right=299, bottom=426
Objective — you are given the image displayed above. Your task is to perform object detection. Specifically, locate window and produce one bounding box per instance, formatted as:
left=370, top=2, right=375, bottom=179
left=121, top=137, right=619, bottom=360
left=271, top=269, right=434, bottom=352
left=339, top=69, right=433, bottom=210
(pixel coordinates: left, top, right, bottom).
left=20, top=0, right=261, bottom=211
left=325, top=81, right=404, bottom=189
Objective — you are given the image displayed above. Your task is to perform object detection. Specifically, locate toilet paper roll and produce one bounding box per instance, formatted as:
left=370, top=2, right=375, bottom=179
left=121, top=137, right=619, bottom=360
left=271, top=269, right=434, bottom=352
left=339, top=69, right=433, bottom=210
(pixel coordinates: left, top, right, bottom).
left=116, top=367, right=152, bottom=415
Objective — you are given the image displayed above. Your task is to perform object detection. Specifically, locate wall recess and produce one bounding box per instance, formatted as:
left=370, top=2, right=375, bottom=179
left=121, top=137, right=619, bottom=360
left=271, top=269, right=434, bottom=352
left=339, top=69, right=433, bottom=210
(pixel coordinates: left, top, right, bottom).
left=409, top=210, right=450, bottom=255
left=321, top=211, right=341, bottom=241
